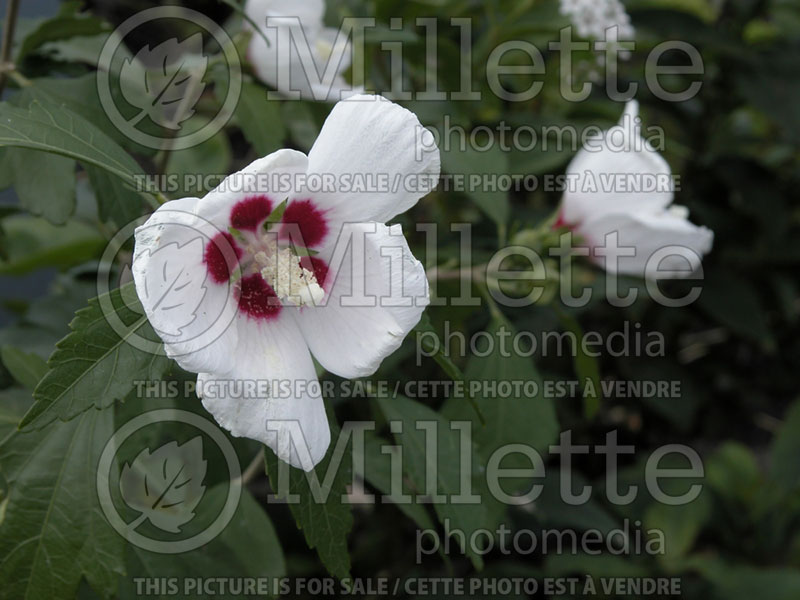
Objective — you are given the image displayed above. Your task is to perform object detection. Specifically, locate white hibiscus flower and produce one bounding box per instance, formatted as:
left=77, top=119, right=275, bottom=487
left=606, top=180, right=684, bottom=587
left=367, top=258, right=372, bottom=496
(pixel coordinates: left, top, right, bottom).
left=132, top=95, right=439, bottom=470
left=244, top=0, right=362, bottom=101
left=559, top=0, right=635, bottom=41
left=558, top=100, right=714, bottom=278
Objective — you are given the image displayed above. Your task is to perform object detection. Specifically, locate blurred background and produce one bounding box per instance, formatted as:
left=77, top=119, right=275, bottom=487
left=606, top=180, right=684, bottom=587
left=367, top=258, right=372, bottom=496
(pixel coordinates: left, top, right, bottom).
left=1, top=0, right=800, bottom=598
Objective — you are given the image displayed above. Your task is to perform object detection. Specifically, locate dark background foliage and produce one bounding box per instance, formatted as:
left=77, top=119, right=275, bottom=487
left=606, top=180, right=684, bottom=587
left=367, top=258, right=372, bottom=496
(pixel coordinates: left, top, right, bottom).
left=1, top=0, right=799, bottom=598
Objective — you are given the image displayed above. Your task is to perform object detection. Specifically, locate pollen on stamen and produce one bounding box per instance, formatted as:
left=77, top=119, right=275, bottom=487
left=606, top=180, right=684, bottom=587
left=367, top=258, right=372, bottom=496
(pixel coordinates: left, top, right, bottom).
left=231, top=195, right=273, bottom=231
left=204, top=232, right=241, bottom=284
left=258, top=248, right=325, bottom=307
left=238, top=273, right=281, bottom=320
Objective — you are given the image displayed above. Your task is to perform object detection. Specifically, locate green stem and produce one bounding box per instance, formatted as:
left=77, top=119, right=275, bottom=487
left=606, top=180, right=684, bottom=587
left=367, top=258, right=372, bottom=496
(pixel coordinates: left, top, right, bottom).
left=553, top=304, right=602, bottom=420
left=137, top=191, right=161, bottom=211
left=477, top=279, right=505, bottom=322
left=238, top=450, right=265, bottom=485
left=8, top=68, right=31, bottom=88
left=467, top=390, right=487, bottom=427
left=0, top=0, right=22, bottom=96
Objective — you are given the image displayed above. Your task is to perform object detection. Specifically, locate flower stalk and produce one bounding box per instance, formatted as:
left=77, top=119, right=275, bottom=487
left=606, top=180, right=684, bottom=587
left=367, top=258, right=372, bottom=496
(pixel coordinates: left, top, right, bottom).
left=0, top=0, right=22, bottom=96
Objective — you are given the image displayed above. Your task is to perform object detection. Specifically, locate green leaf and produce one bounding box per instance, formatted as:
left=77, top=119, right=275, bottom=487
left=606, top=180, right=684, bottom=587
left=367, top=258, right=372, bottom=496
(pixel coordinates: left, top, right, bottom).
left=737, top=52, right=800, bottom=145
left=7, top=148, right=76, bottom=225
left=0, top=407, right=125, bottom=600
left=0, top=388, right=31, bottom=442
left=224, top=81, right=286, bottom=156
left=1, top=346, right=48, bottom=390
left=414, top=312, right=485, bottom=423
left=16, top=11, right=110, bottom=61
left=18, top=75, right=155, bottom=156
left=770, top=400, right=800, bottom=491
left=0, top=214, right=105, bottom=276
left=440, top=316, right=558, bottom=532
left=0, top=275, right=97, bottom=358
left=444, top=316, right=559, bottom=467
left=414, top=312, right=466, bottom=383
left=698, top=272, right=774, bottom=350
left=625, top=0, right=720, bottom=23
left=280, top=101, right=320, bottom=152
left=164, top=118, right=232, bottom=197
left=0, top=99, right=142, bottom=188
left=706, top=441, right=760, bottom=503
left=509, top=143, right=574, bottom=178
left=353, top=432, right=437, bottom=532
left=363, top=23, right=420, bottom=43
left=441, top=143, right=509, bottom=225
left=0, top=148, right=14, bottom=190
left=264, top=413, right=354, bottom=580
left=644, top=493, right=711, bottom=563
left=617, top=357, right=702, bottom=433
left=85, top=164, right=143, bottom=228
left=535, top=470, right=619, bottom=535
left=377, top=395, right=487, bottom=570
left=554, top=308, right=602, bottom=419
left=639, top=455, right=711, bottom=564
left=545, top=552, right=649, bottom=578
left=20, top=283, right=173, bottom=431
left=721, top=567, right=800, bottom=600
left=681, top=556, right=800, bottom=600
left=119, top=437, right=207, bottom=533
left=122, top=487, right=285, bottom=598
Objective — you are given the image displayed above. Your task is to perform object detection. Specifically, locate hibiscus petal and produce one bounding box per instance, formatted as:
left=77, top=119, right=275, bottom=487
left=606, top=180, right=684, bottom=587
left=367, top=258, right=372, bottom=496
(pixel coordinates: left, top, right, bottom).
left=245, top=0, right=324, bottom=28
left=198, top=148, right=309, bottom=223
left=132, top=196, right=241, bottom=375
left=247, top=28, right=317, bottom=99
left=198, top=315, right=330, bottom=471
left=295, top=222, right=430, bottom=378
left=246, top=0, right=358, bottom=101
left=132, top=150, right=309, bottom=375
left=562, top=100, right=673, bottom=224
left=317, top=26, right=354, bottom=72
left=306, top=94, right=441, bottom=224
left=308, top=76, right=364, bottom=102
left=579, top=209, right=714, bottom=279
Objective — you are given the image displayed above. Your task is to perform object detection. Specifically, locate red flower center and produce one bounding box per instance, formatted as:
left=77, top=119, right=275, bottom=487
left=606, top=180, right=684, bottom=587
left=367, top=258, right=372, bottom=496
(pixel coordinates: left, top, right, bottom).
left=280, top=199, right=328, bottom=248
left=230, top=195, right=273, bottom=231
left=204, top=232, right=241, bottom=284
left=238, top=274, right=281, bottom=320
